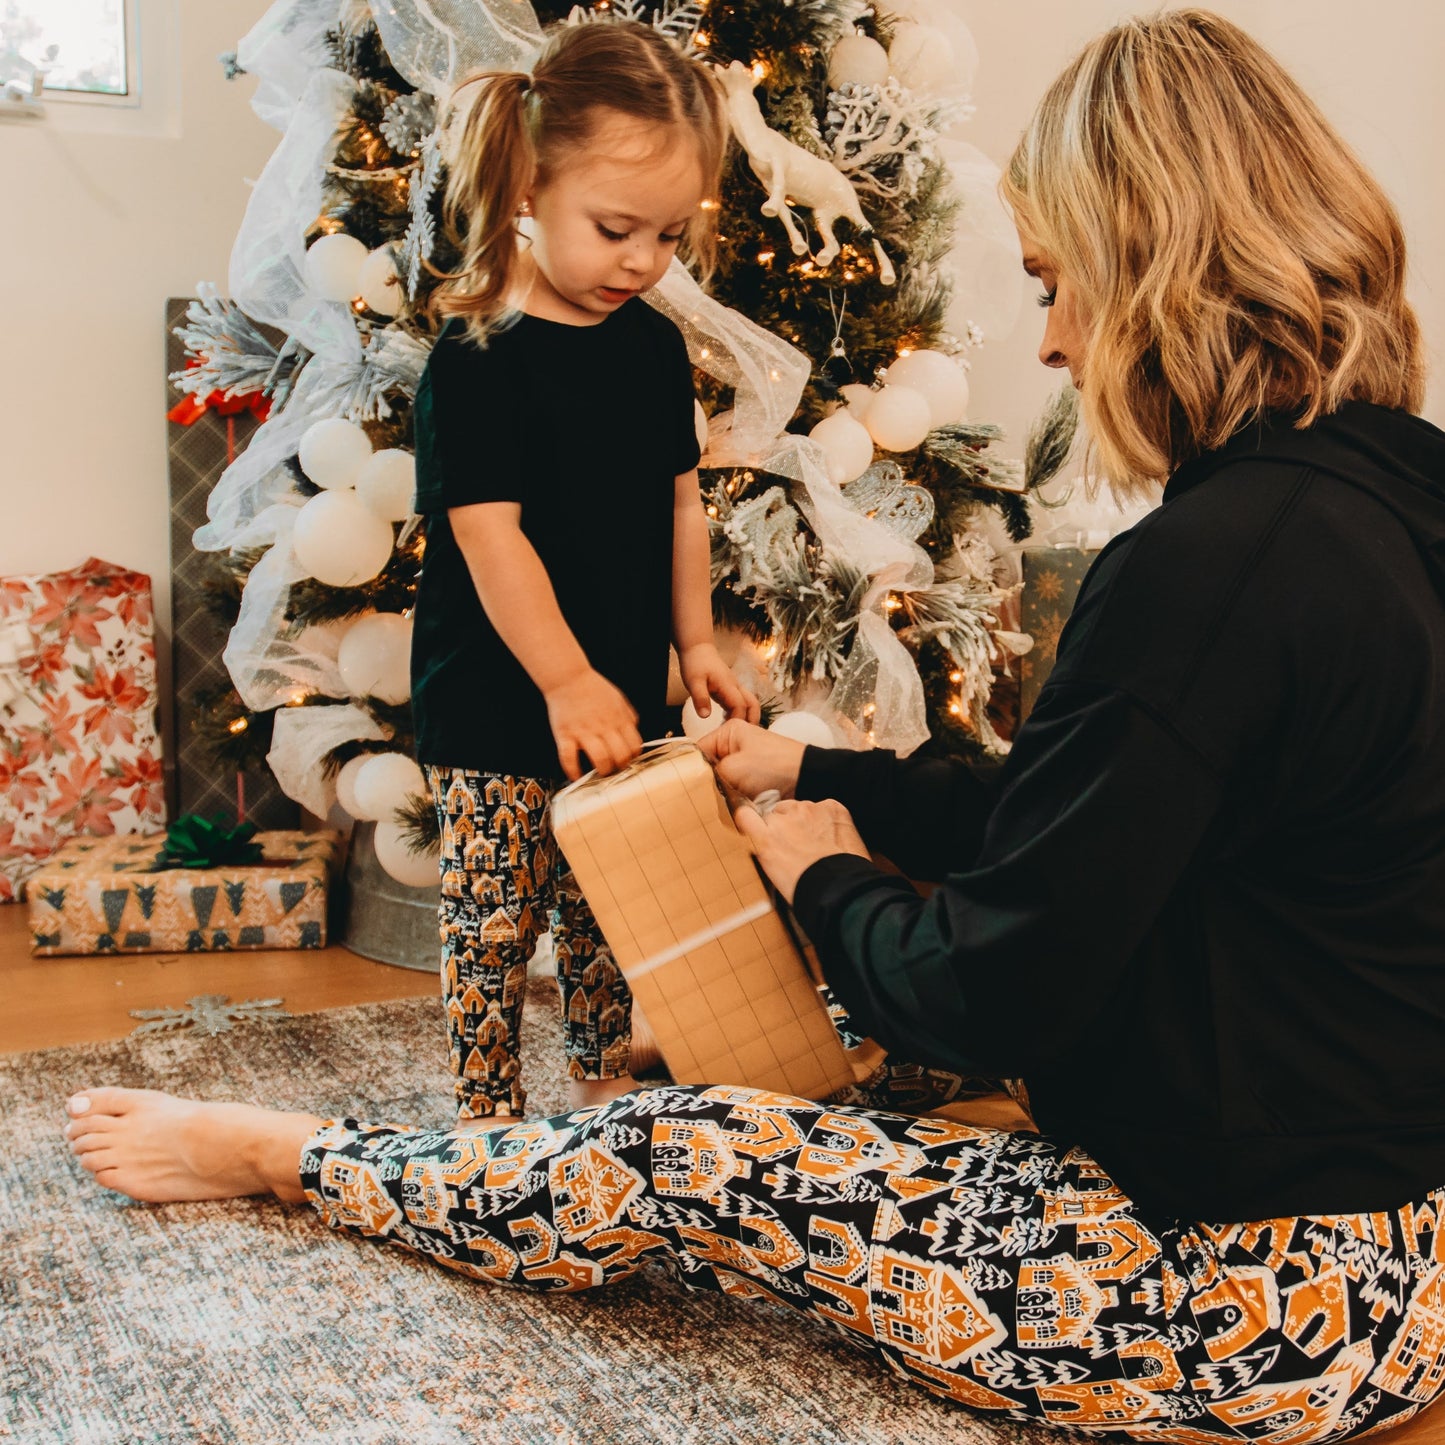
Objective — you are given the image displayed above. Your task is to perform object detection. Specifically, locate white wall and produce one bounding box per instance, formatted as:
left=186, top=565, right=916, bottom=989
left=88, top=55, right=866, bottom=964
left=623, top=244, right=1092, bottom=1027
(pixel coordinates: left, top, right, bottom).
left=0, top=0, right=275, bottom=749
left=961, top=0, right=1445, bottom=457
left=2, top=0, right=1440, bottom=725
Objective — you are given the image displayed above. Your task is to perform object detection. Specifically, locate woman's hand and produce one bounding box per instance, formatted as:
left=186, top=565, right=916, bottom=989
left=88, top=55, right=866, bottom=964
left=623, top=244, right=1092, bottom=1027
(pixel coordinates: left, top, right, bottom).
left=698, top=719, right=807, bottom=800
left=677, top=643, right=761, bottom=727
left=545, top=669, right=643, bottom=781
left=734, top=799, right=871, bottom=905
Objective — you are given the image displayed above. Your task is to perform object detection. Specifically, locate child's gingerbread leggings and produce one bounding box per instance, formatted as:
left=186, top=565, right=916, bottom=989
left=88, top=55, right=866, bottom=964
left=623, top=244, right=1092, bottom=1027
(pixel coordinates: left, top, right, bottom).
left=302, top=1085, right=1445, bottom=1440
left=426, top=765, right=634, bottom=1119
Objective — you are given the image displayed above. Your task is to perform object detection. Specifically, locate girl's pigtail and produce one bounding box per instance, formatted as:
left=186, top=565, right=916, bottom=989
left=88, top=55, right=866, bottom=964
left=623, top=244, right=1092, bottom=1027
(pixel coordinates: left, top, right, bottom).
left=432, top=69, right=535, bottom=345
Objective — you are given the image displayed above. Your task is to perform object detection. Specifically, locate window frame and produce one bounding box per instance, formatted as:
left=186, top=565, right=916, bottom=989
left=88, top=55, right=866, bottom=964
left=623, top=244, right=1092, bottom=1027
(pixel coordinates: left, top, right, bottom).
left=23, top=0, right=178, bottom=138
left=8, top=0, right=138, bottom=108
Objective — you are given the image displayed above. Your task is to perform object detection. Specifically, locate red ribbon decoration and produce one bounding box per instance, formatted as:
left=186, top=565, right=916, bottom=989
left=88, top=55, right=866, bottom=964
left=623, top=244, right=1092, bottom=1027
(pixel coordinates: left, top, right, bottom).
left=167, top=357, right=272, bottom=432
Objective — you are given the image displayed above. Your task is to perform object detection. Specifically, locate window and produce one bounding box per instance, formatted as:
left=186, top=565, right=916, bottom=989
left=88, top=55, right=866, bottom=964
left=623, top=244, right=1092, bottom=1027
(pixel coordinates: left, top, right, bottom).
left=1, top=0, right=135, bottom=102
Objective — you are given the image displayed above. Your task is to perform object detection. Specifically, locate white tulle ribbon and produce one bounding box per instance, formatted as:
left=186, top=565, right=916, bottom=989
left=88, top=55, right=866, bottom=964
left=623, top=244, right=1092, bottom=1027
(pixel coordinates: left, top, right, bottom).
left=268, top=703, right=386, bottom=818
left=650, top=260, right=934, bottom=753
left=236, top=0, right=340, bottom=131
left=366, top=0, right=542, bottom=94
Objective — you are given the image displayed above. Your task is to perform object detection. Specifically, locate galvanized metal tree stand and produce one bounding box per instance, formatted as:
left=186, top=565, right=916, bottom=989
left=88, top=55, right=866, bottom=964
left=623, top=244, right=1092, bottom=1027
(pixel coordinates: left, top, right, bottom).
left=339, top=821, right=439, bottom=972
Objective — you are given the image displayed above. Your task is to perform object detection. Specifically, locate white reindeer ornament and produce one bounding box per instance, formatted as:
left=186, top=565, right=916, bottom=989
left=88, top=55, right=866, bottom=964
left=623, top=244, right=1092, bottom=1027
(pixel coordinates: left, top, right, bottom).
left=716, top=60, right=896, bottom=286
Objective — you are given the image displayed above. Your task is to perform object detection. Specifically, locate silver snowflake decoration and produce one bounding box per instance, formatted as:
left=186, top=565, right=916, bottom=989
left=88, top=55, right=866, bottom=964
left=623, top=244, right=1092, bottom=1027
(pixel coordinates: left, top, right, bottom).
left=842, top=461, right=935, bottom=542
left=381, top=91, right=436, bottom=156
left=129, top=995, right=291, bottom=1037
left=400, top=129, right=443, bottom=299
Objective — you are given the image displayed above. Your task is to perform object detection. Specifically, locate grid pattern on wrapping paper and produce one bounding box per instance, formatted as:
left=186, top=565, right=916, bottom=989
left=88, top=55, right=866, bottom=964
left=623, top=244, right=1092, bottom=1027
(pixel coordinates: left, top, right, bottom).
left=554, top=749, right=856, bottom=1100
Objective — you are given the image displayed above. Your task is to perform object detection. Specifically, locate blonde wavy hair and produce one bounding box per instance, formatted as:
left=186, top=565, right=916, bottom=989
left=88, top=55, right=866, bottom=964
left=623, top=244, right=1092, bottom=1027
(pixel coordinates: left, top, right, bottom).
left=431, top=20, right=728, bottom=347
left=1001, top=8, right=1424, bottom=498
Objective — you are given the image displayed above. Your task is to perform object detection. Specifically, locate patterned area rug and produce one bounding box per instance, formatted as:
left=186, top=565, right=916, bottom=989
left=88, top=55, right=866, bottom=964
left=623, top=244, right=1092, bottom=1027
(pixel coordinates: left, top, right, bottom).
left=1, top=984, right=1061, bottom=1445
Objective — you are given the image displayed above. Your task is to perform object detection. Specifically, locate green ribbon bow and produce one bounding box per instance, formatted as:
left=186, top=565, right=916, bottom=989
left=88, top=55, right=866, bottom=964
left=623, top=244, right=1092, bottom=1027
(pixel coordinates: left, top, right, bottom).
left=161, top=814, right=264, bottom=870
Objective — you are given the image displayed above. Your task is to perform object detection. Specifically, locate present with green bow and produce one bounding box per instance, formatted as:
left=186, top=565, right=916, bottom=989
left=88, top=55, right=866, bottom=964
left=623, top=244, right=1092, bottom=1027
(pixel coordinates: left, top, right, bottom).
left=27, top=829, right=341, bottom=957
left=161, top=814, right=265, bottom=869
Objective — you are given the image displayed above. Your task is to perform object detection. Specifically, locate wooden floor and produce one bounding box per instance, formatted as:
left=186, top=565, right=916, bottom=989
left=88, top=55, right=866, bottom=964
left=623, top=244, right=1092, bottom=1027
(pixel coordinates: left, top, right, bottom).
left=3, top=901, right=1442, bottom=1442
left=0, top=899, right=436, bottom=1055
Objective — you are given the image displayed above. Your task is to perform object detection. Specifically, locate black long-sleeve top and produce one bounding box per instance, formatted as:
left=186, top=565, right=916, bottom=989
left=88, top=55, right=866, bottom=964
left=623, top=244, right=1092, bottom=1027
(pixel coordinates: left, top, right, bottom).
left=792, top=402, right=1445, bottom=1222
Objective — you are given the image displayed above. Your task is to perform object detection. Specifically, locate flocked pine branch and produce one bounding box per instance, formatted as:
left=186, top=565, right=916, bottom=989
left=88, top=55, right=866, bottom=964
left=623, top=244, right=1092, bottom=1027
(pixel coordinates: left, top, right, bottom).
left=170, top=283, right=288, bottom=401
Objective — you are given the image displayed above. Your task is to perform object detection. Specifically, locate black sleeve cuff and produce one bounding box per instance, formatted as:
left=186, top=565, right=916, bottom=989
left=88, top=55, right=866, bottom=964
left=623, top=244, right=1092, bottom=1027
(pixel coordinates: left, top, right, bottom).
left=792, top=853, right=897, bottom=944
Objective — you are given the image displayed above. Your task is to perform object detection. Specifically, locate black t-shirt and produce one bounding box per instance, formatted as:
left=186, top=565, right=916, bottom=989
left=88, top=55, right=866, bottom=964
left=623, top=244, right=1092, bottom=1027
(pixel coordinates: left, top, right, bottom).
left=410, top=299, right=701, bottom=777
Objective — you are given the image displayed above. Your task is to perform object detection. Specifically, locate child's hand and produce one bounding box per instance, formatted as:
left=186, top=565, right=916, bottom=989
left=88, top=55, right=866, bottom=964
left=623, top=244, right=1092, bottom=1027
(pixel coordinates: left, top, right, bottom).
left=678, top=643, right=761, bottom=727
left=545, top=669, right=643, bottom=781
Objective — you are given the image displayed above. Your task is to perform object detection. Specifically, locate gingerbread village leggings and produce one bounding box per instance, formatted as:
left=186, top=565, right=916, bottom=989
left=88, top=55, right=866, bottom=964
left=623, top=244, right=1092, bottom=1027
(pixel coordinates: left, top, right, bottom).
left=426, top=766, right=635, bottom=1120
left=301, top=1081, right=1445, bottom=1440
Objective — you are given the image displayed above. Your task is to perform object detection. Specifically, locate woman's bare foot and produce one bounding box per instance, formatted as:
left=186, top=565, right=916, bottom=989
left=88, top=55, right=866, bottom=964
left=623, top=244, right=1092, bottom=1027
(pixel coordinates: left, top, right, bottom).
left=64, top=1088, right=319, bottom=1205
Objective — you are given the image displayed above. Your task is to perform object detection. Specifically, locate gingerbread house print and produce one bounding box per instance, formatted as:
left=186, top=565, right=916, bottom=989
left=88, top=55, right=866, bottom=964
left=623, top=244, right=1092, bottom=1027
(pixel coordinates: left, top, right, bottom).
left=869, top=1249, right=1007, bottom=1366
left=1372, top=1264, right=1445, bottom=1403
left=1017, top=1254, right=1117, bottom=1348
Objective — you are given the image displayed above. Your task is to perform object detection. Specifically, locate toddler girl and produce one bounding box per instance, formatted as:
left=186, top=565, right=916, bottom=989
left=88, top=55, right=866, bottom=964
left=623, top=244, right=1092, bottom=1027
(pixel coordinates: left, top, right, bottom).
left=412, top=20, right=758, bottom=1123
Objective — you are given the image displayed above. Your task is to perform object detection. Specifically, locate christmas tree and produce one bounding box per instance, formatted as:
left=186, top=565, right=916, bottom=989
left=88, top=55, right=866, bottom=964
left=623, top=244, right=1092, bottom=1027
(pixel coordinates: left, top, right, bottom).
left=174, top=0, right=1074, bottom=882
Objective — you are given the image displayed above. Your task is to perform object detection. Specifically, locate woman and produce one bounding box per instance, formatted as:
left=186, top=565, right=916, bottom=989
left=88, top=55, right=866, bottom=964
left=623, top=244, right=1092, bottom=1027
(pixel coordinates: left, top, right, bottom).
left=65, top=11, right=1445, bottom=1440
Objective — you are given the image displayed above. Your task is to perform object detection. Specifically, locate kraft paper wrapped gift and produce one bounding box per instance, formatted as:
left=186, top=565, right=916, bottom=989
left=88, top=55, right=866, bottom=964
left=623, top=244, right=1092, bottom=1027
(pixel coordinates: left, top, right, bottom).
left=552, top=741, right=858, bottom=1100
left=28, top=830, right=340, bottom=956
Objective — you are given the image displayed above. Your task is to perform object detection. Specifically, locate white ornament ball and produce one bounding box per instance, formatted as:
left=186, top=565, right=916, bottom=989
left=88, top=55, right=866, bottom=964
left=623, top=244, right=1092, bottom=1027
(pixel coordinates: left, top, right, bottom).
left=884, top=350, right=970, bottom=428
left=373, top=819, right=440, bottom=888
left=681, top=696, right=725, bottom=740
left=358, top=245, right=403, bottom=317
left=768, top=711, right=834, bottom=748
left=335, top=753, right=373, bottom=819
left=355, top=448, right=415, bottom=522
left=693, top=399, right=709, bottom=456
left=304, top=232, right=369, bottom=303
left=828, top=32, right=890, bottom=89
left=839, top=383, right=876, bottom=420
left=336, top=611, right=413, bottom=706
left=292, top=489, right=395, bottom=588
left=809, top=409, right=876, bottom=486
left=353, top=751, right=427, bottom=823
left=889, top=21, right=956, bottom=95
left=299, top=417, right=373, bottom=490
left=863, top=385, right=933, bottom=452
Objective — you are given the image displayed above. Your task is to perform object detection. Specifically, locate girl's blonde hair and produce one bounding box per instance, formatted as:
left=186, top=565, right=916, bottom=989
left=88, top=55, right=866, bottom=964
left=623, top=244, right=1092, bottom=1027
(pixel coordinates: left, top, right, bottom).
left=432, top=21, right=728, bottom=345
left=1002, top=8, right=1424, bottom=497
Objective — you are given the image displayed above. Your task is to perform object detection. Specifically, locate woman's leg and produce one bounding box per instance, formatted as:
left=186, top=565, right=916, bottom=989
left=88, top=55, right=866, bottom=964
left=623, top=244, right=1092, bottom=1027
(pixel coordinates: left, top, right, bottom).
left=67, top=1082, right=1443, bottom=1439
left=429, top=768, right=551, bottom=1120
left=298, top=1089, right=1443, bottom=1440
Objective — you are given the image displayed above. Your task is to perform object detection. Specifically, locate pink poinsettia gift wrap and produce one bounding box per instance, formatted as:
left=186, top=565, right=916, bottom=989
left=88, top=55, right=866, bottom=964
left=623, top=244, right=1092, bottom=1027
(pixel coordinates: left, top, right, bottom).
left=0, top=557, right=165, bottom=902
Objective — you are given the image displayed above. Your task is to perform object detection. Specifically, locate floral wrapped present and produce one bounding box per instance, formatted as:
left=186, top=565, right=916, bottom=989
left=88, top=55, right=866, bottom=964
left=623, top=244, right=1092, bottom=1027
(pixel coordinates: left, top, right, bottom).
left=552, top=741, right=858, bottom=1100
left=28, top=830, right=340, bottom=956
left=0, top=557, right=165, bottom=902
